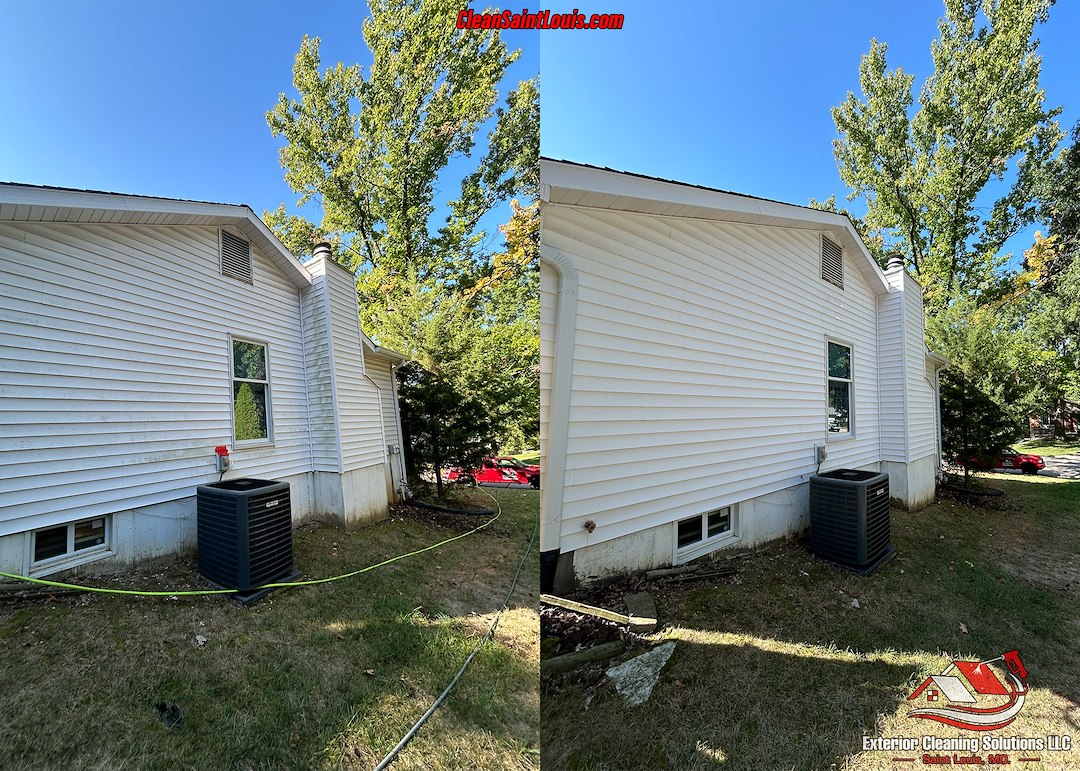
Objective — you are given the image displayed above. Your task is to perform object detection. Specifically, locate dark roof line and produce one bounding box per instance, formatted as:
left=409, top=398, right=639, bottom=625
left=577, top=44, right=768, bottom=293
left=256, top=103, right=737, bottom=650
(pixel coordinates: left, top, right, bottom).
left=540, top=156, right=840, bottom=218
left=0, top=180, right=246, bottom=210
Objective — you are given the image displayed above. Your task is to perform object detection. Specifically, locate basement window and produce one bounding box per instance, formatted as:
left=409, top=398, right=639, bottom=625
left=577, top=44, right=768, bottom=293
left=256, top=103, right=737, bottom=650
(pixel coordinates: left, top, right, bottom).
left=220, top=230, right=253, bottom=284
left=31, top=517, right=110, bottom=567
left=231, top=337, right=272, bottom=443
left=674, top=506, right=738, bottom=563
left=821, top=235, right=844, bottom=289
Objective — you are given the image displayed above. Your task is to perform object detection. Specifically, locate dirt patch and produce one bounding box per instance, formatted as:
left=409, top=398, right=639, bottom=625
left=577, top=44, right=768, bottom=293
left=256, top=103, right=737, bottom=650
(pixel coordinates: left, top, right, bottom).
left=998, top=546, right=1080, bottom=597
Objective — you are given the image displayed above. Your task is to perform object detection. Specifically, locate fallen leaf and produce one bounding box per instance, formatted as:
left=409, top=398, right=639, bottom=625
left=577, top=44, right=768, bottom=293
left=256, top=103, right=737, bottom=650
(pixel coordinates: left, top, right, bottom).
left=458, top=690, right=468, bottom=701
left=363, top=669, right=375, bottom=676
left=195, top=635, right=207, bottom=647
left=851, top=598, right=861, bottom=609
left=960, top=622, right=969, bottom=634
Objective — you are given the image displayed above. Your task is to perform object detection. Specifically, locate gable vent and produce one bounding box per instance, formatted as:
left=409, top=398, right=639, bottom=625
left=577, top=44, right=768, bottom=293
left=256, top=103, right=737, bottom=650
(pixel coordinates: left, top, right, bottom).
left=821, top=235, right=844, bottom=289
left=221, top=230, right=253, bottom=284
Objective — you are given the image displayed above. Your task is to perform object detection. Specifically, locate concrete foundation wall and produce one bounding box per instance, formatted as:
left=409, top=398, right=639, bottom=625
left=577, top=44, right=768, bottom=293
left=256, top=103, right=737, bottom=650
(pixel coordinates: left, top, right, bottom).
left=883, top=453, right=938, bottom=510
left=0, top=469, right=340, bottom=578
left=341, top=464, right=390, bottom=527
left=570, top=482, right=824, bottom=582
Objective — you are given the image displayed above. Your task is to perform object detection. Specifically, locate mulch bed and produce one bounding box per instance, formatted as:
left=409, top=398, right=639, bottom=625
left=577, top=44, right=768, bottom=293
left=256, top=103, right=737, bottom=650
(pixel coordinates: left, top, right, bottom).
left=392, top=500, right=494, bottom=532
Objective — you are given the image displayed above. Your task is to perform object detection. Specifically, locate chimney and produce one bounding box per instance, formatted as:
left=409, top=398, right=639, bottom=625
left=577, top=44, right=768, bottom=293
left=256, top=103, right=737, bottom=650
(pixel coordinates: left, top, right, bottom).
left=313, top=241, right=332, bottom=260
left=886, top=251, right=905, bottom=271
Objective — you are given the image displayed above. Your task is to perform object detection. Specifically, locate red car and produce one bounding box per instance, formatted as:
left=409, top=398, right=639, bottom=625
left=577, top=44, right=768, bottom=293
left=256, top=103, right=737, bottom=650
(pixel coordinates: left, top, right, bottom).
left=446, top=457, right=540, bottom=488
left=964, top=449, right=1045, bottom=475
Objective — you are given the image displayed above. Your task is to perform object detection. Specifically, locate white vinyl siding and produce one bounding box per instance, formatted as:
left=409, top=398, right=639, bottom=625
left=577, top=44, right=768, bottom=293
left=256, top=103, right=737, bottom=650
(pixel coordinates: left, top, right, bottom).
left=543, top=206, right=881, bottom=553
left=876, top=287, right=908, bottom=461
left=903, top=273, right=938, bottom=461
left=0, top=221, right=312, bottom=537
left=323, top=263, right=384, bottom=472
left=300, top=266, right=341, bottom=473
left=877, top=270, right=937, bottom=464
left=540, top=259, right=558, bottom=514
left=365, top=353, right=405, bottom=500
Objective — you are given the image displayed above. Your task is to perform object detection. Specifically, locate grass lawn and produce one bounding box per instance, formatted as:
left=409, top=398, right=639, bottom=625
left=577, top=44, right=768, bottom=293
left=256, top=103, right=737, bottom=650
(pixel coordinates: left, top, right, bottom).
left=1016, top=437, right=1080, bottom=457
left=542, top=474, right=1080, bottom=770
left=0, top=487, right=539, bottom=771
left=512, top=450, right=540, bottom=465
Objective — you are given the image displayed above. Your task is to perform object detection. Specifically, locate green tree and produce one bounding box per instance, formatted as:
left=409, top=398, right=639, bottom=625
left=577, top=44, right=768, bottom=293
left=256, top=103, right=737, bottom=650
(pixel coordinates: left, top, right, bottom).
left=939, top=368, right=1026, bottom=485
left=234, top=383, right=262, bottom=441
left=265, top=0, right=539, bottom=451
left=830, top=0, right=1062, bottom=310
left=396, top=361, right=493, bottom=498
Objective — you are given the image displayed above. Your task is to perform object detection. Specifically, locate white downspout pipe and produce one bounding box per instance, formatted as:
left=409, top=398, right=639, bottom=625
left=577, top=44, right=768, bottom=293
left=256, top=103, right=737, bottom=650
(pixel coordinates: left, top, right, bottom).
left=540, top=244, right=579, bottom=560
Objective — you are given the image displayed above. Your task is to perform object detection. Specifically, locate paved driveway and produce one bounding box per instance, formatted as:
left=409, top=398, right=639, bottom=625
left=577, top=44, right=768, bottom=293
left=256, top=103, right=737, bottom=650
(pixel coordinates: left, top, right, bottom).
left=1040, top=453, right=1080, bottom=479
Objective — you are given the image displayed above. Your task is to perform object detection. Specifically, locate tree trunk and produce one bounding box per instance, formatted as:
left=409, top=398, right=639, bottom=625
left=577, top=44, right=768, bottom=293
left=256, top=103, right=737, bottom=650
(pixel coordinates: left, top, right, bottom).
left=434, top=465, right=444, bottom=499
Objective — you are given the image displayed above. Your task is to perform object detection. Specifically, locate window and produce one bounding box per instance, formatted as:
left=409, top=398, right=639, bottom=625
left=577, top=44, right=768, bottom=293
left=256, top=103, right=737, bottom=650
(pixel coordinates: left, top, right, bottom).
left=821, top=235, right=844, bottom=289
left=220, top=230, right=253, bottom=284
left=675, top=506, right=736, bottom=562
left=32, top=517, right=109, bottom=566
left=827, top=341, right=852, bottom=434
left=232, top=338, right=271, bottom=442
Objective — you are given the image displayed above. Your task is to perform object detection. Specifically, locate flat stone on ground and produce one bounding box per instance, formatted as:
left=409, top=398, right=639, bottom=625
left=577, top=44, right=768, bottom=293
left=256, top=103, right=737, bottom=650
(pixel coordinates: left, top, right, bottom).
left=624, top=591, right=658, bottom=632
left=605, top=641, right=676, bottom=707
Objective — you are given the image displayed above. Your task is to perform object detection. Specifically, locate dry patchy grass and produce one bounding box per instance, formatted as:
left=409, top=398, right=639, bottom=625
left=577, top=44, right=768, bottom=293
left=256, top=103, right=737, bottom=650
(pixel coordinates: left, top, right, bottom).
left=541, top=474, right=1080, bottom=770
left=0, top=487, right=539, bottom=771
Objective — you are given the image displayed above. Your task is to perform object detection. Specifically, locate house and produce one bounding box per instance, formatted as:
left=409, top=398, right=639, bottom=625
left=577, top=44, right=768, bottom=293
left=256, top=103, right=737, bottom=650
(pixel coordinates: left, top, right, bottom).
left=0, top=183, right=408, bottom=578
left=539, top=159, right=945, bottom=588
left=1028, top=400, right=1079, bottom=438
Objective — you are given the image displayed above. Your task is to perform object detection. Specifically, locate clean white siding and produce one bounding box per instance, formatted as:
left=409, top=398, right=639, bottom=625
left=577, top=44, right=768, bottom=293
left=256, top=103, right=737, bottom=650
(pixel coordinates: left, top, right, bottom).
left=0, top=222, right=311, bottom=537
left=877, top=277, right=908, bottom=461
left=300, top=263, right=340, bottom=472
left=904, top=274, right=937, bottom=460
left=540, top=259, right=558, bottom=516
left=323, top=263, right=384, bottom=472
left=544, top=206, right=882, bottom=553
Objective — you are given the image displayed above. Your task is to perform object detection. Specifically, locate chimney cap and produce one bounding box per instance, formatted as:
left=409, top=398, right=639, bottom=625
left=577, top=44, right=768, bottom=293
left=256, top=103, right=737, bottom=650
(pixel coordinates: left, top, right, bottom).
left=886, top=251, right=905, bottom=270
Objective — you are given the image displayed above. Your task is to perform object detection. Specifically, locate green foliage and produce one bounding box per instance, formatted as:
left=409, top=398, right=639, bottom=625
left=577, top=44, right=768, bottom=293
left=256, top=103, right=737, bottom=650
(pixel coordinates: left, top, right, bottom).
left=396, top=361, right=493, bottom=497
left=265, top=0, right=539, bottom=452
left=939, top=368, right=1025, bottom=484
left=234, top=383, right=263, bottom=441
left=830, top=0, right=1062, bottom=311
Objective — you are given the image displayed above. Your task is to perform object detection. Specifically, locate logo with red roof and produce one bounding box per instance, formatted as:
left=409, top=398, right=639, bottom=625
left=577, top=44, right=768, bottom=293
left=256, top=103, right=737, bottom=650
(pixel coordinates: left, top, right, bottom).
left=907, top=650, right=1029, bottom=731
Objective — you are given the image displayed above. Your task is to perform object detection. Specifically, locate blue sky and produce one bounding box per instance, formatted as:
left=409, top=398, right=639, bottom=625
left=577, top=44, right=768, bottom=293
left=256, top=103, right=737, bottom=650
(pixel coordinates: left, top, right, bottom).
left=0, top=1, right=537, bottom=252
left=540, top=0, right=1080, bottom=267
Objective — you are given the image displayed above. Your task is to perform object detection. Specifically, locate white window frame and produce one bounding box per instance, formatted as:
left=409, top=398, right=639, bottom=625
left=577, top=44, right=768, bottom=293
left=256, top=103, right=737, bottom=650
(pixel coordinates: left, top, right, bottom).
left=826, top=338, right=854, bottom=440
left=672, top=505, right=740, bottom=565
left=28, top=516, right=113, bottom=575
left=229, top=335, right=274, bottom=446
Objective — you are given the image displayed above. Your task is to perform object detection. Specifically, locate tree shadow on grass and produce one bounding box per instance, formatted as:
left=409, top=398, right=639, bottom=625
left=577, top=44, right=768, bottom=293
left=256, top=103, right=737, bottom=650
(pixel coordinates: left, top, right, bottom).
left=542, top=637, right=914, bottom=770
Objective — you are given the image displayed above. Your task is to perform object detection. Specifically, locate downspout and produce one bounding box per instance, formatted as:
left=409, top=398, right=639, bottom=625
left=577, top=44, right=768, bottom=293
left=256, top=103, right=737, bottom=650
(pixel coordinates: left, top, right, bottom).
left=540, top=244, right=578, bottom=592
left=389, top=361, right=410, bottom=499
